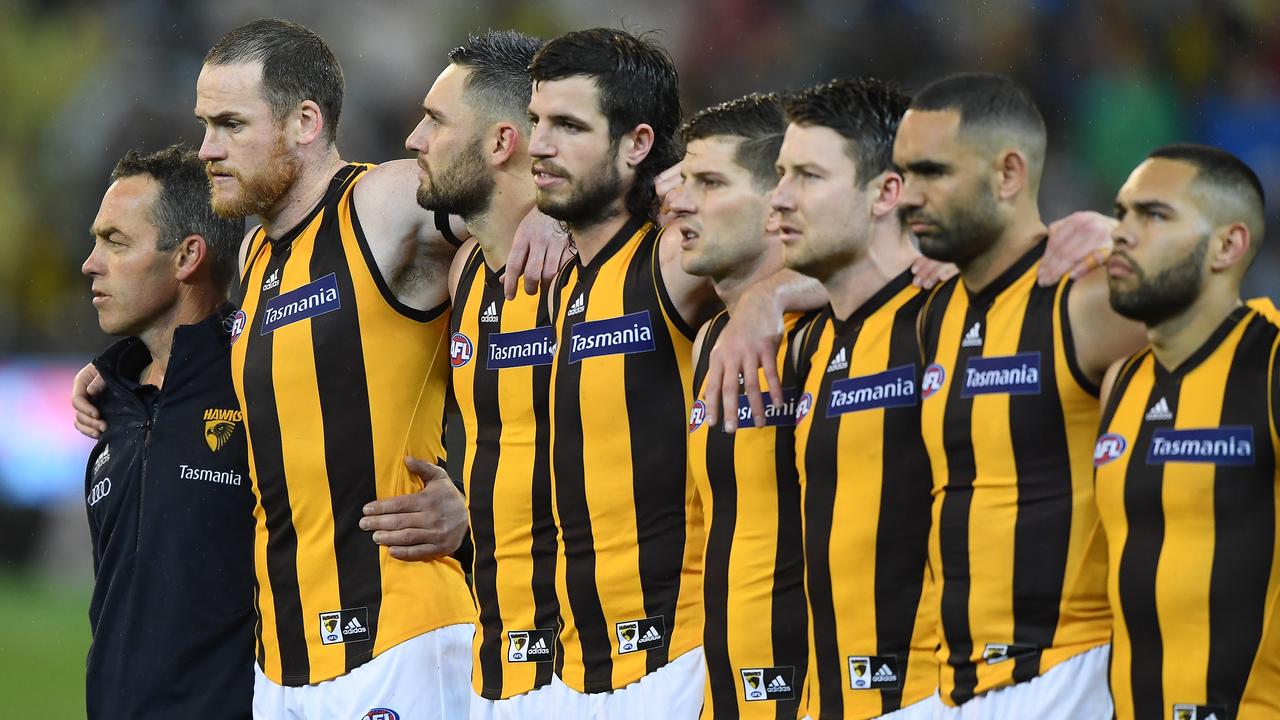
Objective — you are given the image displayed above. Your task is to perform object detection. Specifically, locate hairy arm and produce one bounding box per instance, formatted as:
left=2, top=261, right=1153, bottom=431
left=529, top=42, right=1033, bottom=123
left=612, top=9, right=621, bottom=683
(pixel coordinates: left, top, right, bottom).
left=353, top=159, right=460, bottom=311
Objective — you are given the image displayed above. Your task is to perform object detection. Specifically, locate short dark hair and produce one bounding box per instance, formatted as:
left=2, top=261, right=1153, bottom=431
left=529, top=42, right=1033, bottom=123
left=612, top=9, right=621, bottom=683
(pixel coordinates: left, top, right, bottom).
left=784, top=77, right=911, bottom=186
left=205, top=18, right=344, bottom=143
left=110, top=145, right=243, bottom=291
left=1149, top=143, right=1267, bottom=247
left=683, top=93, right=785, bottom=191
left=529, top=28, right=682, bottom=220
left=910, top=72, right=1046, bottom=173
left=449, top=30, right=544, bottom=127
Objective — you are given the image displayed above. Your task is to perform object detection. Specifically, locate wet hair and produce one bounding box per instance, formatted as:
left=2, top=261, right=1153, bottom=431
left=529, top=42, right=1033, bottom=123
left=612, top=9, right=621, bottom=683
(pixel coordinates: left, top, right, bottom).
left=205, top=18, right=344, bottom=143
left=682, top=93, right=785, bottom=191
left=448, top=30, right=544, bottom=127
left=784, top=77, right=911, bottom=186
left=110, top=145, right=243, bottom=290
left=529, top=28, right=682, bottom=220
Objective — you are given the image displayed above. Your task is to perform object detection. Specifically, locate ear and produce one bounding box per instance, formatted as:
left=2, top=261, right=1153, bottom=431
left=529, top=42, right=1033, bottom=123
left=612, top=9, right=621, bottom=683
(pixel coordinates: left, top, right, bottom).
left=293, top=99, right=327, bottom=147
left=995, top=149, right=1028, bottom=201
left=1210, top=222, right=1252, bottom=272
left=489, top=122, right=521, bottom=168
left=870, top=171, right=903, bottom=218
left=621, top=124, right=656, bottom=168
left=173, top=235, right=208, bottom=282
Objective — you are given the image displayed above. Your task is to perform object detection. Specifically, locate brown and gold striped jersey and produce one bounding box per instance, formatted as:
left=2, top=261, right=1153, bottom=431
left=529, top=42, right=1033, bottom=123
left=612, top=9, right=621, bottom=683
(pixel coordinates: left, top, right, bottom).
left=688, top=310, right=809, bottom=719
left=231, top=164, right=474, bottom=686
left=1096, top=302, right=1280, bottom=720
left=795, top=271, right=937, bottom=719
left=450, top=243, right=559, bottom=699
left=549, top=217, right=705, bottom=693
left=917, top=239, right=1111, bottom=705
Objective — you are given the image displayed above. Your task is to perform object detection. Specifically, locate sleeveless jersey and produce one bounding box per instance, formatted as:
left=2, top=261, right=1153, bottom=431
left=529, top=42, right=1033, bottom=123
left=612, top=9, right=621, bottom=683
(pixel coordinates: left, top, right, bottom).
left=794, top=271, right=938, bottom=719
left=688, top=310, right=809, bottom=719
left=1096, top=302, right=1280, bottom=720
left=916, top=239, right=1111, bottom=705
left=450, top=244, right=560, bottom=699
left=231, top=163, right=474, bottom=686
left=549, top=216, right=704, bottom=692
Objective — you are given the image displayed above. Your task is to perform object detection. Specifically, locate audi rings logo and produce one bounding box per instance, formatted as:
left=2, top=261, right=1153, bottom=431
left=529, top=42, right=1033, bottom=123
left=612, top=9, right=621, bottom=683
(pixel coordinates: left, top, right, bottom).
left=87, top=477, right=112, bottom=506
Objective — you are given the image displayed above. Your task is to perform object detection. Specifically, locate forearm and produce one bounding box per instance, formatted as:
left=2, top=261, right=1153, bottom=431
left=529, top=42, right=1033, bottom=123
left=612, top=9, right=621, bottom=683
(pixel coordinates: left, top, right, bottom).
left=745, top=268, right=827, bottom=315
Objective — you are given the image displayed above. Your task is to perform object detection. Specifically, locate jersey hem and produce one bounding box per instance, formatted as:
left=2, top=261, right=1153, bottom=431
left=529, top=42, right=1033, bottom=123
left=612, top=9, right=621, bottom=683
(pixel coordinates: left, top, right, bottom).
left=262, top=615, right=477, bottom=687
left=938, top=638, right=1109, bottom=707
left=561, top=638, right=703, bottom=694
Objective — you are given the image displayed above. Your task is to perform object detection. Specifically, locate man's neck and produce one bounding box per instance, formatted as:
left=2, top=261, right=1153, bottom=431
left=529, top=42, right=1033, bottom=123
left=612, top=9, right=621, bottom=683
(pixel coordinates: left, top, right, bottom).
left=1147, top=285, right=1243, bottom=371
left=262, top=149, right=346, bottom=240
left=718, top=246, right=782, bottom=316
left=825, top=221, right=919, bottom=321
left=960, top=207, right=1045, bottom=295
left=569, top=205, right=630, bottom=267
left=135, top=289, right=224, bottom=389
left=471, top=175, right=537, bottom=272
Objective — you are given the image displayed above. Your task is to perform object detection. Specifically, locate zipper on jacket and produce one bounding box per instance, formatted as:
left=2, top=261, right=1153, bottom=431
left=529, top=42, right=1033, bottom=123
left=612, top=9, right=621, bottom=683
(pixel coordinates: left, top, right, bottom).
left=136, top=400, right=159, bottom=552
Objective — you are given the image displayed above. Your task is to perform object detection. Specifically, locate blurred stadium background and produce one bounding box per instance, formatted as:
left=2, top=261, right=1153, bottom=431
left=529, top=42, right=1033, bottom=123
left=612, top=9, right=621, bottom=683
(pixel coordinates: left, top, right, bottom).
left=3, top=0, right=1278, bottom=714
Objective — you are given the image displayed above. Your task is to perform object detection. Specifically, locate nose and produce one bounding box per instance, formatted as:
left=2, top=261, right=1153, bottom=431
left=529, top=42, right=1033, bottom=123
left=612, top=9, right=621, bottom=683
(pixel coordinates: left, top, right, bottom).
left=770, top=175, right=795, bottom=214
left=667, top=178, right=696, bottom=217
left=528, top=123, right=553, bottom=160
left=405, top=117, right=429, bottom=155
left=82, top=244, right=103, bottom=278
left=898, top=176, right=924, bottom=210
left=198, top=127, right=224, bottom=164
left=1111, top=215, right=1135, bottom=250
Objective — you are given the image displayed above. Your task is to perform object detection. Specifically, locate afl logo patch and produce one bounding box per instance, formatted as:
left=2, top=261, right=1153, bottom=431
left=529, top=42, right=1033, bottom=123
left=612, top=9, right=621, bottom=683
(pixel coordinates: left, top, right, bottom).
left=361, top=710, right=399, bottom=720
left=688, top=400, right=707, bottom=432
left=450, top=332, right=474, bottom=368
left=1094, top=433, right=1128, bottom=467
left=920, top=364, right=946, bottom=399
left=227, top=309, right=247, bottom=345
left=795, top=392, right=814, bottom=423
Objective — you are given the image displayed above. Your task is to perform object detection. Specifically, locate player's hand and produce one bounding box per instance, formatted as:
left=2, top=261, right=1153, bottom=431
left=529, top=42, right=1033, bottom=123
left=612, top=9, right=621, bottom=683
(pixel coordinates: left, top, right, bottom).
left=910, top=255, right=958, bottom=289
left=655, top=161, right=683, bottom=228
left=360, top=457, right=468, bottom=561
left=702, top=288, right=784, bottom=433
left=72, top=362, right=107, bottom=438
left=1040, top=210, right=1116, bottom=286
left=504, top=210, right=571, bottom=299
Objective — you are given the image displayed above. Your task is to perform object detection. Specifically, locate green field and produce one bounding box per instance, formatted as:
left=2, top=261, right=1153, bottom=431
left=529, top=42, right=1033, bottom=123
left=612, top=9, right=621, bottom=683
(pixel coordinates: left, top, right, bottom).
left=0, top=571, right=91, bottom=717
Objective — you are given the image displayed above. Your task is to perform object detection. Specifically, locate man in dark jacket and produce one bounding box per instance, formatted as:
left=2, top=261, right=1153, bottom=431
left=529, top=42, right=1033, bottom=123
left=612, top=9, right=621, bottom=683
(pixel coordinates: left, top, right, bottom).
left=80, top=145, right=252, bottom=719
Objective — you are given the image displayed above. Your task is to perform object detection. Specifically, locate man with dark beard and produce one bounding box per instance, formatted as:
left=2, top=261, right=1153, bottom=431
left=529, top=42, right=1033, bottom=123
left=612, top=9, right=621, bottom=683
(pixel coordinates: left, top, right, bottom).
left=526, top=28, right=723, bottom=718
left=893, top=72, right=1147, bottom=714
left=403, top=30, right=569, bottom=719
left=1094, top=144, right=1280, bottom=720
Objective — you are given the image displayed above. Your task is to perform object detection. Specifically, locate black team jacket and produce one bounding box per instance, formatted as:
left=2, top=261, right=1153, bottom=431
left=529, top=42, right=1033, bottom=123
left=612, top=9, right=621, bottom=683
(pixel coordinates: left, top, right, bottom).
left=84, top=304, right=253, bottom=719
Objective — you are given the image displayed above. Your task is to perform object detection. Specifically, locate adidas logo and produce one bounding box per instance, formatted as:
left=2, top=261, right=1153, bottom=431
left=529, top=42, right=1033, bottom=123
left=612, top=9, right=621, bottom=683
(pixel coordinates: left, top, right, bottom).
left=640, top=626, right=661, bottom=643
left=961, top=322, right=983, bottom=348
left=826, top=347, right=848, bottom=373
left=481, top=301, right=499, bottom=323
left=768, top=675, right=790, bottom=692
left=93, top=445, right=111, bottom=478
left=262, top=268, right=280, bottom=292
left=874, top=663, right=896, bottom=681
left=530, top=638, right=548, bottom=652
left=1145, top=397, right=1173, bottom=422
left=343, top=617, right=364, bottom=635
left=567, top=294, right=586, bottom=316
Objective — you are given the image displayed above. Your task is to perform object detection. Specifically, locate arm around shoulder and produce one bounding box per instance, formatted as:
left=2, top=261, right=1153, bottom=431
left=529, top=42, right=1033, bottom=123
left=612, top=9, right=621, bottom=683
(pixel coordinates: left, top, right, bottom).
left=1066, top=268, right=1148, bottom=387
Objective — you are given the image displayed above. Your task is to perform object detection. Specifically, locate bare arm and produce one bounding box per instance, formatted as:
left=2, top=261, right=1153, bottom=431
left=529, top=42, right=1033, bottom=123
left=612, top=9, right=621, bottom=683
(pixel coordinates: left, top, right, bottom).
left=1067, top=266, right=1149, bottom=386
left=502, top=209, right=573, bottom=300
left=1039, top=210, right=1117, bottom=287
left=1098, top=356, right=1127, bottom=409
left=352, top=160, right=460, bottom=311
left=700, top=269, right=826, bottom=432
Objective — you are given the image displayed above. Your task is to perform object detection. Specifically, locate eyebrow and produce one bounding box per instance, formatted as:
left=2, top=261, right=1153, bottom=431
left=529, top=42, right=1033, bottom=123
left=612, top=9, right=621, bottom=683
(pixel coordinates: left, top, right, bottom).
left=196, top=111, right=243, bottom=123
left=423, top=105, right=446, bottom=123
left=1119, top=199, right=1177, bottom=216
left=90, top=226, right=127, bottom=241
left=903, top=159, right=950, bottom=174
